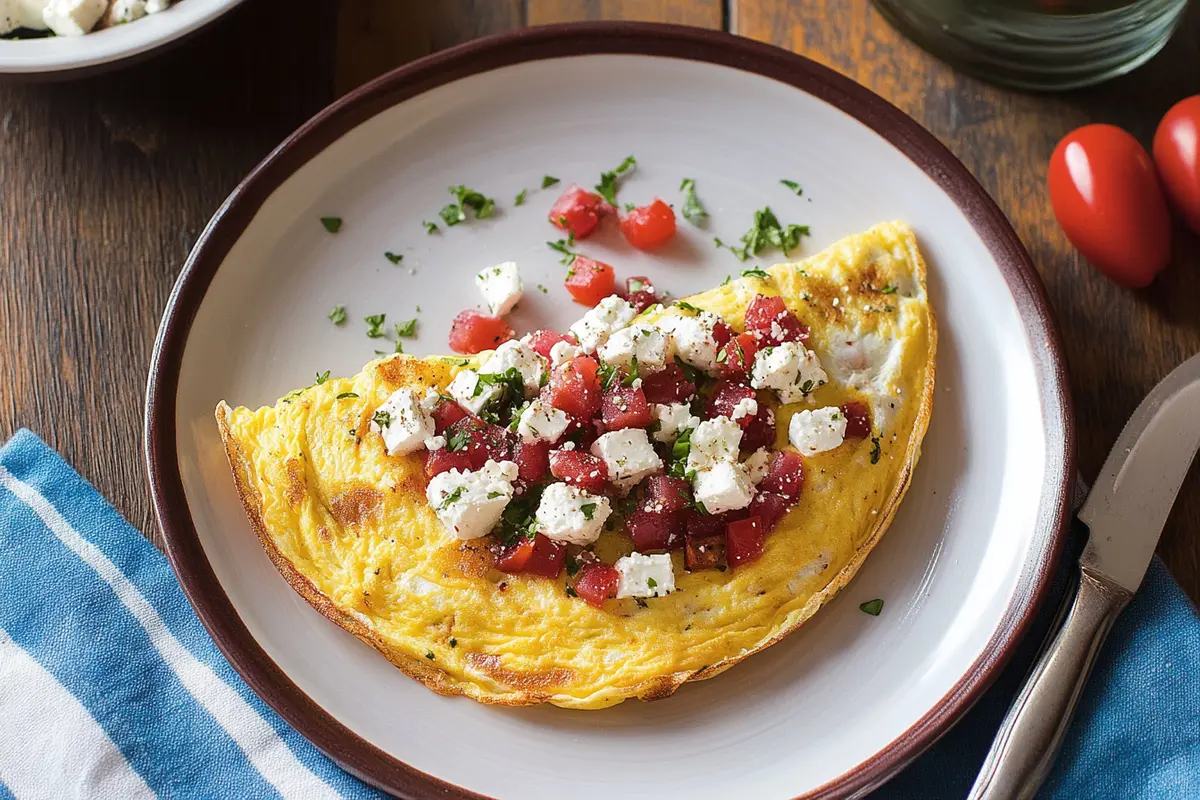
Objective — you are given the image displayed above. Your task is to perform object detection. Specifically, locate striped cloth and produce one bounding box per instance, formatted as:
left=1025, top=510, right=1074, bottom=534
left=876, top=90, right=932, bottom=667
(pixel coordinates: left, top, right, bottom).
left=1, top=428, right=1198, bottom=798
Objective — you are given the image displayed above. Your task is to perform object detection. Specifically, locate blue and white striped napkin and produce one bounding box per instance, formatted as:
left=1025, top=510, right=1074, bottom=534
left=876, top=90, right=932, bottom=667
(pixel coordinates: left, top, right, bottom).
left=1, top=428, right=1198, bottom=798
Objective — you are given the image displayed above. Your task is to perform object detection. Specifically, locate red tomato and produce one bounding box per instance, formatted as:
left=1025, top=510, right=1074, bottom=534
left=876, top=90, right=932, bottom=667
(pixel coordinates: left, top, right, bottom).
left=624, top=276, right=659, bottom=313
left=431, top=400, right=468, bottom=434
left=619, top=199, right=677, bottom=250
left=549, top=185, right=611, bottom=239
left=549, top=449, right=609, bottom=494
left=740, top=407, right=777, bottom=452
left=523, top=535, right=566, bottom=578
left=423, top=447, right=472, bottom=478
left=574, top=563, right=620, bottom=607
left=524, top=329, right=576, bottom=360
left=642, top=475, right=691, bottom=514
left=705, top=382, right=758, bottom=430
left=513, top=439, right=551, bottom=485
left=747, top=492, right=791, bottom=534
left=840, top=402, right=872, bottom=440
left=448, top=310, right=515, bottom=354
left=719, top=333, right=759, bottom=381
left=726, top=516, right=765, bottom=569
left=565, top=257, right=617, bottom=306
left=496, top=539, right=535, bottom=573
left=439, top=417, right=512, bottom=470
left=1153, top=96, right=1200, bottom=236
left=625, top=509, right=681, bottom=552
left=600, top=385, right=653, bottom=431
left=640, top=363, right=696, bottom=404
left=547, top=356, right=602, bottom=418
left=1049, top=124, right=1171, bottom=288
left=760, top=451, right=805, bottom=501
left=744, top=294, right=808, bottom=346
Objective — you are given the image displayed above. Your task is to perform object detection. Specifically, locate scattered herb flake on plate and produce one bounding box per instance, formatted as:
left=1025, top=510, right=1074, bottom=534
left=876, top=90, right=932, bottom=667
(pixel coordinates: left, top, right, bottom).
left=328, top=305, right=347, bottom=325
left=384, top=251, right=403, bottom=264
left=422, top=220, right=439, bottom=234
left=514, top=188, right=527, bottom=206
left=780, top=179, right=803, bottom=196
left=541, top=175, right=560, bottom=189
left=315, top=370, right=330, bottom=385
left=320, top=216, right=342, bottom=233
left=595, top=155, right=636, bottom=206
left=395, top=318, right=418, bottom=338
left=679, top=178, right=708, bottom=226
left=364, top=313, right=387, bottom=338
left=860, top=599, right=884, bottom=616
left=547, top=239, right=577, bottom=265
left=336, top=392, right=359, bottom=400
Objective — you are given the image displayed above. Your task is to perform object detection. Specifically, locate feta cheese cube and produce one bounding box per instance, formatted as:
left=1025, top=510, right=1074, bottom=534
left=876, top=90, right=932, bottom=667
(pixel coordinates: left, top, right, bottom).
left=598, top=324, right=671, bottom=372
left=751, top=342, right=829, bottom=404
left=693, top=461, right=756, bottom=515
left=658, top=311, right=720, bottom=374
left=788, top=406, right=848, bottom=454
left=43, top=0, right=106, bottom=35
left=569, top=296, right=637, bottom=354
left=2, top=0, right=49, bottom=32
left=517, top=399, right=571, bottom=443
left=730, top=396, right=759, bottom=421
left=686, top=416, right=743, bottom=472
left=104, top=0, right=147, bottom=25
left=425, top=460, right=519, bottom=540
left=447, top=369, right=499, bottom=415
left=479, top=339, right=548, bottom=397
left=652, top=402, right=699, bottom=444
left=744, top=448, right=771, bottom=484
left=475, top=261, right=523, bottom=316
left=615, top=552, right=675, bottom=598
left=369, top=388, right=437, bottom=456
left=591, top=428, right=663, bottom=490
left=535, top=482, right=611, bottom=545
left=549, top=339, right=585, bottom=367
left=145, top=0, right=167, bottom=11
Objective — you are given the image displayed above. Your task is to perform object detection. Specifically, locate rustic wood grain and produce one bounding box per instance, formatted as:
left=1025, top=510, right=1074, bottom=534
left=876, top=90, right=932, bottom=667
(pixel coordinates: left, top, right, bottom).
left=526, top=0, right=721, bottom=26
left=0, top=0, right=337, bottom=545
left=736, top=0, right=1200, bottom=600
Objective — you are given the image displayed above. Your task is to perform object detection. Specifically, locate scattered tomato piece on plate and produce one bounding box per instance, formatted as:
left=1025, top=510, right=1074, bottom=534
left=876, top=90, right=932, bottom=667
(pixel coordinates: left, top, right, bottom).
left=619, top=199, right=677, bottom=250
left=564, top=257, right=617, bottom=306
left=549, top=185, right=612, bottom=239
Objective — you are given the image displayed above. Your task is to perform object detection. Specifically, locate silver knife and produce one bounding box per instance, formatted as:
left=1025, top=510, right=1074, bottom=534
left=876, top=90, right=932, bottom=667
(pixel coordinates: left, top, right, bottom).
left=969, top=352, right=1200, bottom=800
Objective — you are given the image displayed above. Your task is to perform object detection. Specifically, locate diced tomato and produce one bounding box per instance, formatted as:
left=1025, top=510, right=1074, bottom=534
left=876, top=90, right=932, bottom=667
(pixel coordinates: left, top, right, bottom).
left=556, top=415, right=599, bottom=451
left=423, top=447, right=473, bottom=478
left=565, top=257, right=617, bottom=307
left=712, top=320, right=735, bottom=349
left=640, top=363, right=696, bottom=404
left=549, top=449, right=609, bottom=494
left=726, top=516, right=765, bottom=569
left=744, top=295, right=808, bottom=346
left=549, top=185, right=611, bottom=240
left=547, top=356, right=602, bottom=419
left=441, top=417, right=512, bottom=470
left=748, top=492, right=791, bottom=534
left=685, top=508, right=724, bottom=538
left=574, top=562, right=620, bottom=607
left=740, top=407, right=777, bottom=451
left=514, top=439, right=551, bottom=485
left=619, top=199, right=676, bottom=250
left=600, top=385, right=652, bottom=431
left=524, top=329, right=576, bottom=360
left=496, top=538, right=535, bottom=573
left=431, top=399, right=469, bottom=434
left=448, top=310, right=515, bottom=355
left=524, top=534, right=566, bottom=578
left=625, top=509, right=682, bottom=552
left=624, top=276, right=660, bottom=313
left=706, top=382, right=758, bottom=430
left=841, top=402, right=872, bottom=439
left=760, top=451, right=804, bottom=501
left=643, top=475, right=691, bottom=514
left=719, top=333, right=759, bottom=382
left=684, top=531, right=726, bottom=571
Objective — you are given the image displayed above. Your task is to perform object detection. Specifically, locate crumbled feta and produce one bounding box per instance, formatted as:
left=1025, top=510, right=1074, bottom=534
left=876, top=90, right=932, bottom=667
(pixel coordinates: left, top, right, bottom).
left=693, top=461, right=756, bottom=514
left=425, top=460, right=518, bottom=540
left=2, top=0, right=49, bottom=32
left=751, top=342, right=829, bottom=404
left=549, top=339, right=585, bottom=367
left=425, top=435, right=447, bottom=451
left=615, top=552, right=675, bottom=598
left=369, top=388, right=437, bottom=456
left=569, top=296, right=637, bottom=354
left=591, top=428, right=663, bottom=490
left=104, top=0, right=146, bottom=24
left=535, top=482, right=611, bottom=545
left=517, top=399, right=571, bottom=443
left=744, top=448, right=771, bottom=484
left=598, top=324, right=671, bottom=372
left=447, top=369, right=498, bottom=415
left=730, top=396, right=759, bottom=421
left=145, top=0, right=167, bottom=11
left=788, top=406, right=848, bottom=454
left=652, top=403, right=699, bottom=444
left=43, top=0, right=106, bottom=35
left=475, top=261, right=523, bottom=317
left=658, top=311, right=720, bottom=374
left=479, top=340, right=548, bottom=397
left=686, top=416, right=743, bottom=472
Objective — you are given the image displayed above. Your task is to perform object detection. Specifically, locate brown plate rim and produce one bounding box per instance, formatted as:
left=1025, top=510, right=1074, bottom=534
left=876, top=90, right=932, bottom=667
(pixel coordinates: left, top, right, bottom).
left=143, top=21, right=1076, bottom=800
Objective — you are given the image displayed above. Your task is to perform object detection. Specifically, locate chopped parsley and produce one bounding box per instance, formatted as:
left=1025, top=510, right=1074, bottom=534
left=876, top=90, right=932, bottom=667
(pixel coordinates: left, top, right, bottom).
left=315, top=370, right=330, bottom=384
left=647, top=577, right=657, bottom=589
left=441, top=357, right=470, bottom=366
left=537, top=283, right=549, bottom=294
left=623, top=202, right=636, bottom=213
left=595, top=154, right=636, bottom=206
left=497, top=487, right=542, bottom=545
left=741, top=268, right=770, bottom=280
left=514, top=188, right=527, bottom=206
left=881, top=284, right=898, bottom=294
left=679, top=178, right=707, bottom=226
left=449, top=638, right=457, bottom=648
left=336, top=392, right=359, bottom=400
left=473, top=367, right=525, bottom=409
left=425, top=651, right=435, bottom=660
left=622, top=357, right=641, bottom=386
left=566, top=586, right=579, bottom=598
left=372, top=410, right=393, bottom=429
left=674, top=300, right=701, bottom=314
left=438, top=185, right=497, bottom=227
left=581, top=503, right=597, bottom=521
left=328, top=305, right=347, bottom=325
left=541, top=175, right=560, bottom=189
left=364, top=314, right=387, bottom=338
left=597, top=362, right=621, bottom=391
left=565, top=555, right=580, bottom=577
left=384, top=251, right=403, bottom=264
left=721, top=274, right=731, bottom=286
left=394, top=318, right=418, bottom=338
left=860, top=599, right=884, bottom=616
left=667, top=428, right=694, bottom=479
left=719, top=206, right=810, bottom=261
left=319, top=216, right=342, bottom=233
left=446, top=428, right=472, bottom=451
left=422, top=220, right=439, bottom=234
left=439, top=486, right=465, bottom=509
left=870, top=436, right=882, bottom=464
left=486, top=491, right=503, bottom=499
left=780, top=179, right=803, bottom=196
left=547, top=239, right=577, bottom=266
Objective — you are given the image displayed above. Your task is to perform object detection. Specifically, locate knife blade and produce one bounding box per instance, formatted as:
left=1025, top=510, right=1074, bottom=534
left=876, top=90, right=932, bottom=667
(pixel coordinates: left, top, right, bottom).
left=1078, top=351, right=1200, bottom=592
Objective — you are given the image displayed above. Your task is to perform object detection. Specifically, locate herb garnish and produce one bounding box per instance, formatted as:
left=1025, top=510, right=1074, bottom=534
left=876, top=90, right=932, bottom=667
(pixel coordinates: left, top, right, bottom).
left=449, top=638, right=457, bottom=648
left=542, top=175, right=560, bottom=189
left=497, top=486, right=543, bottom=545
left=679, top=178, right=707, bottom=226
left=439, top=185, right=497, bottom=226
left=329, top=305, right=347, bottom=325
left=565, top=555, right=580, bottom=577
left=597, top=362, right=620, bottom=391
left=537, top=284, right=548, bottom=294
left=741, top=268, right=770, bottom=280
left=595, top=155, right=636, bottom=206
left=780, top=179, right=803, bottom=196
left=372, top=410, right=393, bottom=429
left=674, top=301, right=701, bottom=314
left=384, top=251, right=403, bottom=264
left=441, top=357, right=470, bottom=366
left=439, top=486, right=465, bottom=509
left=667, top=428, right=694, bottom=479
left=486, top=491, right=503, bottom=499
left=514, top=189, right=527, bottom=206
left=870, top=437, right=882, bottom=464
left=881, top=284, right=898, bottom=294
left=364, top=314, right=387, bottom=338
left=320, top=216, right=342, bottom=233
left=315, top=370, right=330, bottom=384
left=446, top=428, right=472, bottom=451
left=336, top=391, right=359, bottom=400
left=547, top=239, right=577, bottom=266
left=425, top=651, right=436, bottom=660
left=719, top=206, right=810, bottom=261
left=581, top=503, right=597, bottom=521
left=647, top=577, right=657, bottom=589
left=566, top=586, right=579, bottom=598
left=860, top=599, right=884, bottom=616
left=422, top=220, right=439, bottom=234
left=394, top=318, right=418, bottom=338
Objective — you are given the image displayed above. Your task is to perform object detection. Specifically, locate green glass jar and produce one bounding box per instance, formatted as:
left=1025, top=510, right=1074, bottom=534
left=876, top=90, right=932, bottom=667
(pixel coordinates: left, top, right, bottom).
left=873, top=0, right=1189, bottom=90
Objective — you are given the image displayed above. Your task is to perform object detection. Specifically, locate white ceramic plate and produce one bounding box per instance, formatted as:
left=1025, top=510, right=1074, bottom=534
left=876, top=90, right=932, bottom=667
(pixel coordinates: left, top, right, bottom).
left=146, top=23, right=1073, bottom=799
left=0, top=0, right=242, bottom=75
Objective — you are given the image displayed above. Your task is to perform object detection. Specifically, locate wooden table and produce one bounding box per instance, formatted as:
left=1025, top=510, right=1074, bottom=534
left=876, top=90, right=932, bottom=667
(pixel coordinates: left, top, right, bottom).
left=2, top=0, right=1198, bottom=600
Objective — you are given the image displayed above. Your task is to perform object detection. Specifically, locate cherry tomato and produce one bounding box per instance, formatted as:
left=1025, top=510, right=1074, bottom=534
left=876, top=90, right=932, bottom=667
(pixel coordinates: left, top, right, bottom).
left=1048, top=124, right=1171, bottom=288
left=1153, top=95, right=1200, bottom=236
left=619, top=199, right=677, bottom=250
